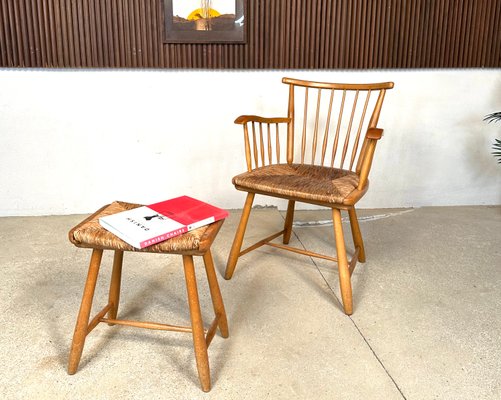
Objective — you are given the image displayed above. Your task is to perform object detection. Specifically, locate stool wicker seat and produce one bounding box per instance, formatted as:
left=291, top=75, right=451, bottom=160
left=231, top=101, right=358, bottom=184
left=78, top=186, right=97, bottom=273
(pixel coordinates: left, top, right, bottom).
left=67, top=201, right=228, bottom=392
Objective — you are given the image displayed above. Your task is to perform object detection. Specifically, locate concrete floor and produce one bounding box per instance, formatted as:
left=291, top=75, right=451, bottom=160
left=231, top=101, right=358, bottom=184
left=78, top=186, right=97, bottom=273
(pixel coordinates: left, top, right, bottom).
left=0, top=205, right=500, bottom=399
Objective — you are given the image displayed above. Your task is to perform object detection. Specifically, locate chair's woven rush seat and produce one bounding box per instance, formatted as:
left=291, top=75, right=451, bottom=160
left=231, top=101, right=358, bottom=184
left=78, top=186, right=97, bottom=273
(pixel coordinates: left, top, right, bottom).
left=232, top=163, right=360, bottom=204
left=69, top=201, right=215, bottom=255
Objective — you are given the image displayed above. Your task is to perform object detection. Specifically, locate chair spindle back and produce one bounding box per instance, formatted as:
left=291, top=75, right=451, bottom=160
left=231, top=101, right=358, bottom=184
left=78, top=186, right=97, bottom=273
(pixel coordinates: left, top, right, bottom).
left=236, top=78, right=393, bottom=179
left=283, top=78, right=393, bottom=175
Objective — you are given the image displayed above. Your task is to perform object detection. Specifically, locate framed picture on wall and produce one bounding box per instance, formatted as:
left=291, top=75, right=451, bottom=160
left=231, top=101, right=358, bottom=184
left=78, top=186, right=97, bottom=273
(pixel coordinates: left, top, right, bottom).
left=164, top=0, right=246, bottom=43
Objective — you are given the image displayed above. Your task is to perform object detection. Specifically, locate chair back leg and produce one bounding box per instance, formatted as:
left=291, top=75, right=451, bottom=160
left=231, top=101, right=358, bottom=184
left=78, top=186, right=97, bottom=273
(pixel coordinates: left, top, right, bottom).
left=225, top=193, right=255, bottom=279
left=282, top=200, right=295, bottom=244
left=348, top=208, right=366, bottom=263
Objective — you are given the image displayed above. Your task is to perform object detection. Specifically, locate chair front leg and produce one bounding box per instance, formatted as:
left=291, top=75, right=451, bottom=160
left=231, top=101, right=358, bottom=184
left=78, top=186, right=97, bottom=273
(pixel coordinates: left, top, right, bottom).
left=283, top=200, right=295, bottom=244
left=348, top=207, right=366, bottom=263
left=68, top=249, right=103, bottom=374
left=332, top=209, right=353, bottom=315
left=225, top=192, right=255, bottom=279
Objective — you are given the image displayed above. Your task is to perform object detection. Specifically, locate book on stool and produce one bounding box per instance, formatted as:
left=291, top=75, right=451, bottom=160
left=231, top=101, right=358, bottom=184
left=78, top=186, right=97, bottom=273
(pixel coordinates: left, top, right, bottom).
left=99, top=195, right=228, bottom=249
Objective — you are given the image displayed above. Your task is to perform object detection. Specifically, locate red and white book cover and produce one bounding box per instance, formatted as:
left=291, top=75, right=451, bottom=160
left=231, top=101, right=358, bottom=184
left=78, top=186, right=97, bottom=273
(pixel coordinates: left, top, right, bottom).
left=99, top=196, right=228, bottom=249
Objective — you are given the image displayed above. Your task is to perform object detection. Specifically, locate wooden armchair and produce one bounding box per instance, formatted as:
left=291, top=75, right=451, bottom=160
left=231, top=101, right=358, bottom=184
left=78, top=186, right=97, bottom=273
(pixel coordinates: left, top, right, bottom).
left=225, top=77, right=394, bottom=315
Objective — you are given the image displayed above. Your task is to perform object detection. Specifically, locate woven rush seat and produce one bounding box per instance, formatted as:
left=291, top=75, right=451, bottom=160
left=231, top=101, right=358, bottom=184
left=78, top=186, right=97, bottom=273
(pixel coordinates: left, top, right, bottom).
left=67, top=201, right=228, bottom=392
left=69, top=201, right=219, bottom=255
left=233, top=163, right=360, bottom=205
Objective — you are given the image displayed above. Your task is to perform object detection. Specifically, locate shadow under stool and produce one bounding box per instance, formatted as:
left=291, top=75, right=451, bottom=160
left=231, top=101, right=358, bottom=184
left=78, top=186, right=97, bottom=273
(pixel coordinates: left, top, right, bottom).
left=67, top=201, right=229, bottom=392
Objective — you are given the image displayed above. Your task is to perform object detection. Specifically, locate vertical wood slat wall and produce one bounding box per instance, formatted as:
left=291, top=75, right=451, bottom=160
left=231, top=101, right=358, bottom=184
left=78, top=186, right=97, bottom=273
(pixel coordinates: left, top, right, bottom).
left=0, top=0, right=500, bottom=69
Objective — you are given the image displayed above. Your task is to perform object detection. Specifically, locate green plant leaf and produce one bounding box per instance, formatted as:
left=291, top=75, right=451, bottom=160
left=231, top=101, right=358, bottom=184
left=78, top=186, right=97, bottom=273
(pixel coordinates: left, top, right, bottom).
left=484, top=112, right=501, bottom=123
left=485, top=116, right=501, bottom=163
left=493, top=140, right=501, bottom=163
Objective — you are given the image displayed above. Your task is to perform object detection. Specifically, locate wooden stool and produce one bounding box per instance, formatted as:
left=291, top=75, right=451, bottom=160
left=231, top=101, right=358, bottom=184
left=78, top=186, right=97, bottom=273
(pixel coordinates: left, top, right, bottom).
left=67, top=201, right=229, bottom=392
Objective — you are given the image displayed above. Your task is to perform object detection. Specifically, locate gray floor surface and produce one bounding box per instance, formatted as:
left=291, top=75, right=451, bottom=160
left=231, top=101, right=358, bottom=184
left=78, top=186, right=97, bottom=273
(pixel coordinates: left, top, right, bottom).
left=0, top=205, right=500, bottom=399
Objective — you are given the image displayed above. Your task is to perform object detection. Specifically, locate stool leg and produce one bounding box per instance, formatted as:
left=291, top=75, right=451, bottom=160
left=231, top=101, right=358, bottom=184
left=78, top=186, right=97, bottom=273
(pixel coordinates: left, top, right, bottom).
left=68, top=249, right=103, bottom=374
left=107, top=250, right=124, bottom=323
left=183, top=255, right=211, bottom=392
left=203, top=251, right=229, bottom=338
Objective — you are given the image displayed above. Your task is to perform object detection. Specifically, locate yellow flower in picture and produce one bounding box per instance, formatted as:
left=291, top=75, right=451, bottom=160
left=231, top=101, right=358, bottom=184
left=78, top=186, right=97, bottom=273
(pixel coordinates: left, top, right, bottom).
left=187, top=7, right=221, bottom=20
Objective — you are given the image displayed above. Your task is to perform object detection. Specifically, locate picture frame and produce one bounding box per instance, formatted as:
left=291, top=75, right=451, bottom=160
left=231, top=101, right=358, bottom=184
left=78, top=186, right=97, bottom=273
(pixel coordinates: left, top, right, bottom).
left=164, top=0, right=246, bottom=44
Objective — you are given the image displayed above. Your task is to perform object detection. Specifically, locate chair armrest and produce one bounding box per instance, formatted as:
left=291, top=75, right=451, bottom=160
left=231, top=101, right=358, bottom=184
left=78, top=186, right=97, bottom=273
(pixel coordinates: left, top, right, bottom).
left=366, top=127, right=384, bottom=140
left=234, top=115, right=291, bottom=125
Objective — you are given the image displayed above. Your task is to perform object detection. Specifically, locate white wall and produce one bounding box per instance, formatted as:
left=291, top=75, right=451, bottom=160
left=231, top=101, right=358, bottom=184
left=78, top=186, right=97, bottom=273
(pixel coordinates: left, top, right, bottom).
left=0, top=69, right=500, bottom=216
